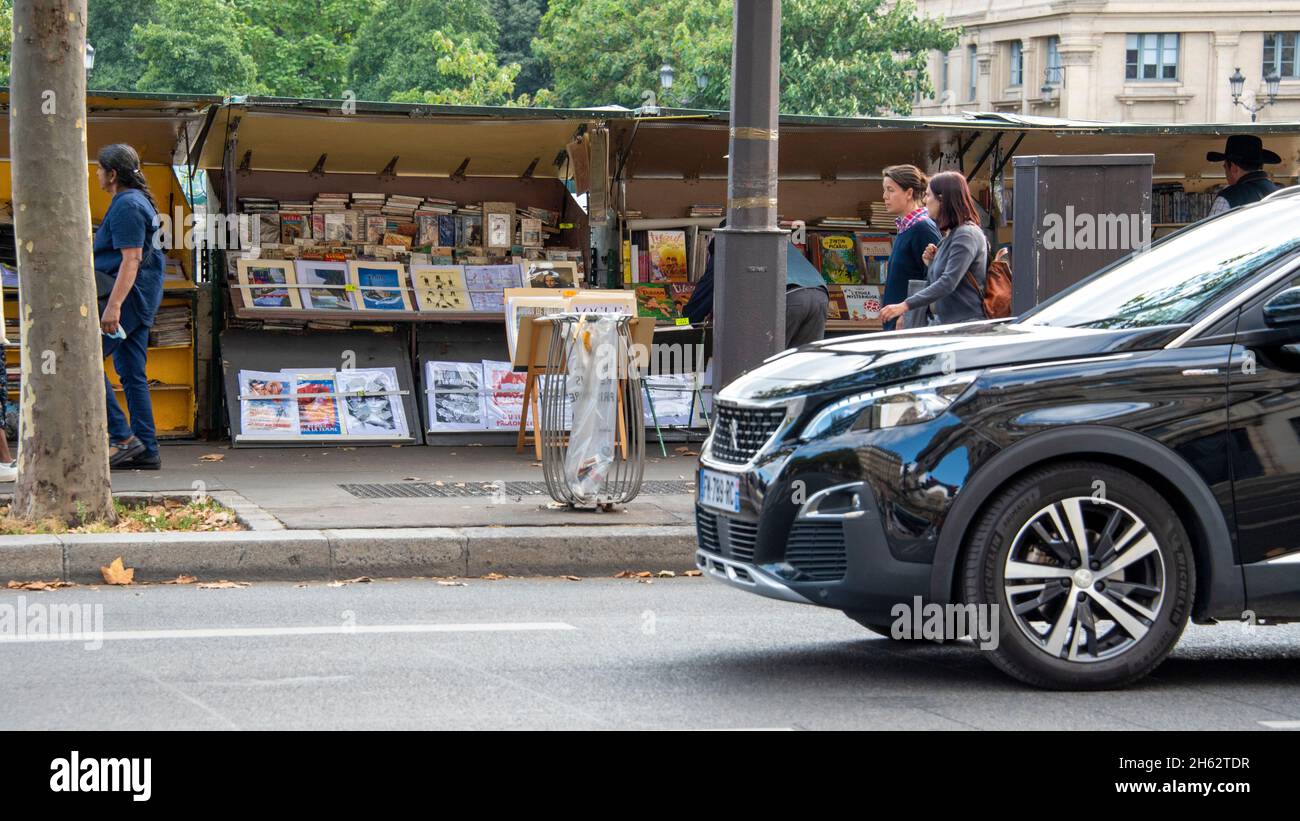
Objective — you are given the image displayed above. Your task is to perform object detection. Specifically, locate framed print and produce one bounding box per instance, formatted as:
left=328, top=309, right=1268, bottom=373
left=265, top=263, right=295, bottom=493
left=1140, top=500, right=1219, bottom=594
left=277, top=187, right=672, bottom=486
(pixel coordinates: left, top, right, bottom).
left=236, top=258, right=301, bottom=309
left=293, top=260, right=354, bottom=311
left=347, top=261, right=412, bottom=311
left=411, top=264, right=470, bottom=312
left=523, top=260, right=577, bottom=289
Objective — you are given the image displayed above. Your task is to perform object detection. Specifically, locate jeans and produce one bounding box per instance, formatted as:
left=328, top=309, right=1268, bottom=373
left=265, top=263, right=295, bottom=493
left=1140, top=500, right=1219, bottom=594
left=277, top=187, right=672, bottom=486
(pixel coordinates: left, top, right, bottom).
left=101, top=296, right=157, bottom=457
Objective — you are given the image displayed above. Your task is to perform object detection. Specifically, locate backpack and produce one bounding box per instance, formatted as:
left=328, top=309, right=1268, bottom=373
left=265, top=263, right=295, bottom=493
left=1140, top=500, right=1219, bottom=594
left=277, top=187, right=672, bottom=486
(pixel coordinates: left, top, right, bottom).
left=965, top=245, right=1012, bottom=319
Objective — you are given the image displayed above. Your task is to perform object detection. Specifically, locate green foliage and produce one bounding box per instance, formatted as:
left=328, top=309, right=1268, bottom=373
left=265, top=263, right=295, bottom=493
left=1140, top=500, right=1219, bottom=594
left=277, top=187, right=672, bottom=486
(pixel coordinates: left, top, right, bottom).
left=492, top=0, right=551, bottom=97
left=87, top=0, right=158, bottom=92
left=234, top=0, right=380, bottom=98
left=537, top=0, right=958, bottom=115
left=133, top=0, right=262, bottom=95
left=348, top=0, right=498, bottom=102
left=0, top=0, right=11, bottom=86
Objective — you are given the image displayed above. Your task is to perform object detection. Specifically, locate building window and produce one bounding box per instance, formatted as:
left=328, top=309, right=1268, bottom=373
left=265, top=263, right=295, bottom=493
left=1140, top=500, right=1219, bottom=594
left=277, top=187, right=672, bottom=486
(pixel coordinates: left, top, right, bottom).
left=941, top=51, right=950, bottom=96
left=1010, top=40, right=1023, bottom=86
left=1125, top=33, right=1179, bottom=80
left=1264, top=32, right=1299, bottom=79
left=969, top=44, right=978, bottom=100
left=1046, top=36, right=1063, bottom=84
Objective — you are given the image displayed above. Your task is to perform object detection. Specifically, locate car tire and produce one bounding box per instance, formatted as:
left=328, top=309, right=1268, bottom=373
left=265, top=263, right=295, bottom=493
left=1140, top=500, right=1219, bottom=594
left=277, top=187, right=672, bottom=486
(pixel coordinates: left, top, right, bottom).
left=962, top=462, right=1194, bottom=690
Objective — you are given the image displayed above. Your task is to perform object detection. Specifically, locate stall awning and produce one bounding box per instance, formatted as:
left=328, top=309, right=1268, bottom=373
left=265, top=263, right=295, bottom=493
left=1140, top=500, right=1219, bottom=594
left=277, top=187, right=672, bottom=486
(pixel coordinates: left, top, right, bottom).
left=0, top=89, right=219, bottom=166
left=196, top=98, right=611, bottom=178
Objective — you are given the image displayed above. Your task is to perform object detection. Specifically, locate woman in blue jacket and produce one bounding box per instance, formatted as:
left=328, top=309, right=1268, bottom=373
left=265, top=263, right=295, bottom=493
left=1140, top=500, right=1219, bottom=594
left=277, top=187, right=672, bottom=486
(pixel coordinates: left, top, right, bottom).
left=879, top=164, right=941, bottom=331
left=94, top=144, right=166, bottom=470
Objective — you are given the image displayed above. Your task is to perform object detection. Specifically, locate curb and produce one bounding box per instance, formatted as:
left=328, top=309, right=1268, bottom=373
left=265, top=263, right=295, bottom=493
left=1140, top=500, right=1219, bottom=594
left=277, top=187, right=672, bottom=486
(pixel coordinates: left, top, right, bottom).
left=0, top=525, right=700, bottom=583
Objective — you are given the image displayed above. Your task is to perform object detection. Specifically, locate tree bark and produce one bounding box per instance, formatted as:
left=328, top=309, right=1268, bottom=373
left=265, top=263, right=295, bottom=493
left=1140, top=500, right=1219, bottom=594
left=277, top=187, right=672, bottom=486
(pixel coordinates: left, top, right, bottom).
left=11, top=0, right=116, bottom=524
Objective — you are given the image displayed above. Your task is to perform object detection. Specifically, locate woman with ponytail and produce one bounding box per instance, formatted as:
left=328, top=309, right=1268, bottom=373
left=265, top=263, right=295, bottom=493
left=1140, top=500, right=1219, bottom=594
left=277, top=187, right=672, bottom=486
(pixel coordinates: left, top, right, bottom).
left=93, top=143, right=165, bottom=469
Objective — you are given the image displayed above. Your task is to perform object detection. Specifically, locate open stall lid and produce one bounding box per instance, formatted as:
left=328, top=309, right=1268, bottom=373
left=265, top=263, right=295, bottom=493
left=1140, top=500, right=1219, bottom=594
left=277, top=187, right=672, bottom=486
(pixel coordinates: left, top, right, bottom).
left=0, top=89, right=220, bottom=166
left=196, top=97, right=614, bottom=179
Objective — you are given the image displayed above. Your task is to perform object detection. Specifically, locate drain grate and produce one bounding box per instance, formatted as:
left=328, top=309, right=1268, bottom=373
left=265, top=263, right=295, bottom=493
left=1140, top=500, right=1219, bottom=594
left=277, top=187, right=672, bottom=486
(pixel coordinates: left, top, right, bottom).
left=339, top=480, right=696, bottom=499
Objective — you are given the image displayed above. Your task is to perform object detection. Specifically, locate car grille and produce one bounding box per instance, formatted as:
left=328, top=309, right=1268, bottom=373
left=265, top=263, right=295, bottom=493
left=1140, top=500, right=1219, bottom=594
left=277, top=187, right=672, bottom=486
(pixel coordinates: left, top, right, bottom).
left=709, top=402, right=787, bottom=465
left=696, top=506, right=758, bottom=562
left=786, top=521, right=848, bottom=581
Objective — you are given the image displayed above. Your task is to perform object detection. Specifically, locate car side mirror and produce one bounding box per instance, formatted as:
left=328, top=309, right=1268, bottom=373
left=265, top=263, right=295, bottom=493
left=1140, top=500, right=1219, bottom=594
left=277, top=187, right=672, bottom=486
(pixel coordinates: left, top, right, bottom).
left=1263, top=287, right=1300, bottom=329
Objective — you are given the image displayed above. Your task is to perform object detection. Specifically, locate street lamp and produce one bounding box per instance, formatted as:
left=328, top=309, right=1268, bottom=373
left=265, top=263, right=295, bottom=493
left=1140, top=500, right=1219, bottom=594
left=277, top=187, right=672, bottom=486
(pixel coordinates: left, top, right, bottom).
left=1040, top=80, right=1054, bottom=105
left=84, top=42, right=95, bottom=72
left=1229, top=66, right=1281, bottom=122
left=1040, top=66, right=1058, bottom=105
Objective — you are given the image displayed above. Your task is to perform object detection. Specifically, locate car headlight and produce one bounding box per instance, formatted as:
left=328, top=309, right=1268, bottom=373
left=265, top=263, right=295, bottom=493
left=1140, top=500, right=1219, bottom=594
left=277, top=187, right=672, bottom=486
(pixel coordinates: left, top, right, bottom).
left=799, top=372, right=978, bottom=441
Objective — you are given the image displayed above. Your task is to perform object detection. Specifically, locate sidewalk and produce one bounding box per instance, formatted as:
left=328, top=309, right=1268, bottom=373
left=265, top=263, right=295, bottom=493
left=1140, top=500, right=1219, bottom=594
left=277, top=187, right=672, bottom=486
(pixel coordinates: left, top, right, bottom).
left=0, top=443, right=705, bottom=582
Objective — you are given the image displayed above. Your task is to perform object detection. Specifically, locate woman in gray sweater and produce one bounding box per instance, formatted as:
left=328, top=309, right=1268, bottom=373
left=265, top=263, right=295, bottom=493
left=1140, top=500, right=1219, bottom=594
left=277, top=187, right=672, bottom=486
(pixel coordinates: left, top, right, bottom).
left=879, top=171, right=987, bottom=327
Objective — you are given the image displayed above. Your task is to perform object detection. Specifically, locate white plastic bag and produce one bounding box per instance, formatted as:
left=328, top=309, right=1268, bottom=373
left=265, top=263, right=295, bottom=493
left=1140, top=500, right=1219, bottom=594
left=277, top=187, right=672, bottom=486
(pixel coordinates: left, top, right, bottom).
left=564, top=315, right=620, bottom=500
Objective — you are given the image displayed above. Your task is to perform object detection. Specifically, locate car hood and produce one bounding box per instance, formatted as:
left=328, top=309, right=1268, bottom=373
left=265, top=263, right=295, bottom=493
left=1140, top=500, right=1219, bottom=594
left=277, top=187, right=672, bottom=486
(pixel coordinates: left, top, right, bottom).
left=717, top=319, right=1182, bottom=403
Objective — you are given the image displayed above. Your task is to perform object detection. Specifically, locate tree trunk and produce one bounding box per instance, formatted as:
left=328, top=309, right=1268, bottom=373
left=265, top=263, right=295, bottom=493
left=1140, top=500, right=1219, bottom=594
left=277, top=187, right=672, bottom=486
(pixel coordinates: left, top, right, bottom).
left=10, top=0, right=116, bottom=524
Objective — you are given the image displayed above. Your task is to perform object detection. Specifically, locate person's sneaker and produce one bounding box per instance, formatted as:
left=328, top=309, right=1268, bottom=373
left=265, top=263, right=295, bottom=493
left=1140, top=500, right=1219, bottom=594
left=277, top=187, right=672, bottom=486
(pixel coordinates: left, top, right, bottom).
left=109, top=438, right=147, bottom=469
left=124, top=452, right=162, bottom=471
left=0, top=462, right=15, bottom=482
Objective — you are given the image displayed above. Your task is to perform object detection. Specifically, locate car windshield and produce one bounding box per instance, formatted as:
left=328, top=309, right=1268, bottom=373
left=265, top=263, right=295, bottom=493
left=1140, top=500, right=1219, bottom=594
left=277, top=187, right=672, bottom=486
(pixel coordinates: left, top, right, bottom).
left=1020, top=200, right=1300, bottom=329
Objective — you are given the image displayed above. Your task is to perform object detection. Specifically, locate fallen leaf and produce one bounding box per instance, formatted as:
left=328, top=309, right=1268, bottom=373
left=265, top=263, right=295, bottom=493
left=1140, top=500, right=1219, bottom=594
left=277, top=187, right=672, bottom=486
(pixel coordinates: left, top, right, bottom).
left=454, top=482, right=466, bottom=488
left=162, top=574, right=198, bottom=585
left=635, top=571, right=652, bottom=578
left=657, top=570, right=676, bottom=578
left=545, top=501, right=568, bottom=510
left=295, top=583, right=308, bottom=588
left=342, top=576, right=372, bottom=585
left=482, top=572, right=506, bottom=581
left=197, top=580, right=250, bottom=590
left=341, top=447, right=357, bottom=451
left=684, top=570, right=702, bottom=577
left=198, top=453, right=225, bottom=462
left=437, top=580, right=466, bottom=587
left=403, top=477, right=422, bottom=482
left=434, top=480, right=445, bottom=486
left=100, top=557, right=135, bottom=586
left=561, top=575, right=582, bottom=581
left=613, top=570, right=632, bottom=579
left=6, top=579, right=74, bottom=591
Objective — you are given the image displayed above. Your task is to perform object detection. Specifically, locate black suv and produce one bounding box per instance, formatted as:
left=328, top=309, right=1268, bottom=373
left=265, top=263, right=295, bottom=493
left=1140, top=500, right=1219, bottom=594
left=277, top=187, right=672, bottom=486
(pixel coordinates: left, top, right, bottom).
left=696, top=189, right=1300, bottom=689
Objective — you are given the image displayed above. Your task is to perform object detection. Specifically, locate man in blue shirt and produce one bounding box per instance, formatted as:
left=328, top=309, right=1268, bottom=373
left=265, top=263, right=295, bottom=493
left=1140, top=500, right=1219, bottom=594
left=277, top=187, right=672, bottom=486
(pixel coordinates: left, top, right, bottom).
left=93, top=144, right=166, bottom=470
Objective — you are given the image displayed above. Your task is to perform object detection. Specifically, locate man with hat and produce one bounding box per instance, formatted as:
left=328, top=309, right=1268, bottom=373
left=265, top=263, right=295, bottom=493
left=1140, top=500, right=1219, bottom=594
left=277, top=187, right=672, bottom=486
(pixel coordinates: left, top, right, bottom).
left=1208, top=134, right=1282, bottom=215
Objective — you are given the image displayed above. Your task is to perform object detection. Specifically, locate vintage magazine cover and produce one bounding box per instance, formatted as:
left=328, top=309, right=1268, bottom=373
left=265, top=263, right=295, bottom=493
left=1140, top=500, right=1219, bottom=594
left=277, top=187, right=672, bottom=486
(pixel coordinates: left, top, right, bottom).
left=648, top=230, right=688, bottom=282
left=483, top=360, right=528, bottom=431
left=815, top=233, right=860, bottom=285
left=238, top=370, right=298, bottom=437
left=425, top=360, right=487, bottom=432
left=286, top=371, right=343, bottom=435
left=335, top=367, right=409, bottom=438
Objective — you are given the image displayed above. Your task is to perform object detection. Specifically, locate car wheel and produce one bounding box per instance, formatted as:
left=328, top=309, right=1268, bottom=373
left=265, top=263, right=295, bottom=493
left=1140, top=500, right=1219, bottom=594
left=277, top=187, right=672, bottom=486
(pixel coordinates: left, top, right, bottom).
left=962, top=462, right=1193, bottom=690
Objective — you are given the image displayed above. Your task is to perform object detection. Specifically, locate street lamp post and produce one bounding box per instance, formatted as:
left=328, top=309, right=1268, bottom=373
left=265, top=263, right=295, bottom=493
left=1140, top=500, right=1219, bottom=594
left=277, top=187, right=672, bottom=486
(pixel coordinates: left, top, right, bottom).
left=1229, top=67, right=1281, bottom=122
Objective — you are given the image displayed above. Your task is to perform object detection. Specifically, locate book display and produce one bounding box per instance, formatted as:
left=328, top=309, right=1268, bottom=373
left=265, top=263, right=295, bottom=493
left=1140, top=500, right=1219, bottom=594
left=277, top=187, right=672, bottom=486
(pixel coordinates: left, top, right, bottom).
left=234, top=366, right=412, bottom=443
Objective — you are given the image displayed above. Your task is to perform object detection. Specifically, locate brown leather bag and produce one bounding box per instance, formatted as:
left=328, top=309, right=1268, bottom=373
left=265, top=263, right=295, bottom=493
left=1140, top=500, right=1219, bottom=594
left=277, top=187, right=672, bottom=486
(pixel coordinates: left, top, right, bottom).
left=965, top=247, right=1012, bottom=319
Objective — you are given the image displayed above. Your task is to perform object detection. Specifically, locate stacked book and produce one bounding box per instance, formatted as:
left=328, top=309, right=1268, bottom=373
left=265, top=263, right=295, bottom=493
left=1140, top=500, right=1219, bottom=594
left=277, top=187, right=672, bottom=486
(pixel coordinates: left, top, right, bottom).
left=149, top=304, right=192, bottom=348
left=858, top=201, right=895, bottom=230
left=419, top=198, right=458, bottom=215
left=312, top=193, right=350, bottom=212
left=238, top=197, right=280, bottom=214
left=383, top=195, right=423, bottom=219
left=688, top=204, right=724, bottom=218
left=811, top=216, right=871, bottom=231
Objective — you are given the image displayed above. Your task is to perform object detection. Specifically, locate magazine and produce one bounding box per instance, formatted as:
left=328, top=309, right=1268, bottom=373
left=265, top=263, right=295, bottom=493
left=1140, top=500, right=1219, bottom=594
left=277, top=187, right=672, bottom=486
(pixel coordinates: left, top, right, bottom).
left=425, top=360, right=487, bottom=432
left=336, top=367, right=409, bottom=438
left=815, top=233, right=860, bottom=285
left=483, top=360, right=528, bottom=431
left=286, top=371, right=343, bottom=435
left=238, top=370, right=298, bottom=437
left=648, top=230, right=688, bottom=282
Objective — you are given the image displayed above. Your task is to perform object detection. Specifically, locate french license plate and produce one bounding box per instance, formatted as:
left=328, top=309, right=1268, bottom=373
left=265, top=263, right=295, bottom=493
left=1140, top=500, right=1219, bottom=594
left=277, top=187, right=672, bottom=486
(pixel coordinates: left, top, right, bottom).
left=699, top=468, right=741, bottom=513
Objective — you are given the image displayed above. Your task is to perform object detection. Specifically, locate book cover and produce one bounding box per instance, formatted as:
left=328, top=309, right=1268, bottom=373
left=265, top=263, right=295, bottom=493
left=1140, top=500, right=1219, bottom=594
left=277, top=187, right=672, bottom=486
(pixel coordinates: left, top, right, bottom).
left=425, top=360, right=487, bottom=432
left=382, top=232, right=413, bottom=250
left=293, top=260, right=354, bottom=311
left=635, top=284, right=673, bottom=323
left=464, top=264, right=522, bottom=291
left=842, top=285, right=882, bottom=322
left=521, top=218, right=543, bottom=248
left=482, top=202, right=515, bottom=252
left=310, top=214, right=325, bottom=240
left=647, top=230, right=688, bottom=282
left=336, top=367, right=409, bottom=438
left=437, top=215, right=457, bottom=247
left=287, top=371, right=342, bottom=435
left=826, top=286, right=849, bottom=321
left=237, top=259, right=301, bottom=309
left=365, top=214, right=386, bottom=244
left=668, top=283, right=695, bottom=318
left=416, top=214, right=438, bottom=247
left=324, top=212, right=350, bottom=242
left=815, top=233, right=860, bottom=285
left=855, top=232, right=893, bottom=286
left=279, top=213, right=306, bottom=245
left=258, top=213, right=281, bottom=246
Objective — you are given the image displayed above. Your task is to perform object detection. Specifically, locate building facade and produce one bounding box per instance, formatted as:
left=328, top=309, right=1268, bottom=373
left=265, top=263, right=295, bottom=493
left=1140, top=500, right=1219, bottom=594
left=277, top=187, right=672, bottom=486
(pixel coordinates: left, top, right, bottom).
left=911, top=1, right=1300, bottom=123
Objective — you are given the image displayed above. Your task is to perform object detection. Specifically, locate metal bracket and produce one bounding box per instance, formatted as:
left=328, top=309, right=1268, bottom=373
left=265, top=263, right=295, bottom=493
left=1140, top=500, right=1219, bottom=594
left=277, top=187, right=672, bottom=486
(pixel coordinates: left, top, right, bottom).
left=967, top=131, right=1005, bottom=180
left=683, top=169, right=701, bottom=185
left=237, top=150, right=253, bottom=177
left=520, top=157, right=540, bottom=179
left=379, top=156, right=399, bottom=181
left=450, top=157, right=470, bottom=182
left=990, top=132, right=1026, bottom=180
left=308, top=154, right=328, bottom=178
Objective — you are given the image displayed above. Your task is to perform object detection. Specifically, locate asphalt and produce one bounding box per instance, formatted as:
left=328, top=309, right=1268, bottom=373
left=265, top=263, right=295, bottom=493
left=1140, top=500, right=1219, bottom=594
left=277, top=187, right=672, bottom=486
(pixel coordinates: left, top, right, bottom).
left=2, top=578, right=1298, bottom=730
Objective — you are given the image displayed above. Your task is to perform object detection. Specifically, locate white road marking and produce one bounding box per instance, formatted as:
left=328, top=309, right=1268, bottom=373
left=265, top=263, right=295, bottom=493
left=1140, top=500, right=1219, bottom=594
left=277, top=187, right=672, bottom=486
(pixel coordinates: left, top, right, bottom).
left=0, top=622, right=577, bottom=644
left=1258, top=720, right=1300, bottom=729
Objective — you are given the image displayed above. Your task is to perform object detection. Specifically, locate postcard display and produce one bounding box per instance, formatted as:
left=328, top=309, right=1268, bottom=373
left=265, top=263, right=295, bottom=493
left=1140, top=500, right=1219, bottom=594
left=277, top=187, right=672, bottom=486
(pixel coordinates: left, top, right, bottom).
left=223, top=191, right=588, bottom=446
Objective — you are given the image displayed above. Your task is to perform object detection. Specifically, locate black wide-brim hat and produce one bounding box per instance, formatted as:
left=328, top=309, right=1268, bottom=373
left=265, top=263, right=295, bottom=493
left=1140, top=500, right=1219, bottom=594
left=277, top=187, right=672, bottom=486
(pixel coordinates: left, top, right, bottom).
left=1207, top=134, right=1282, bottom=165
